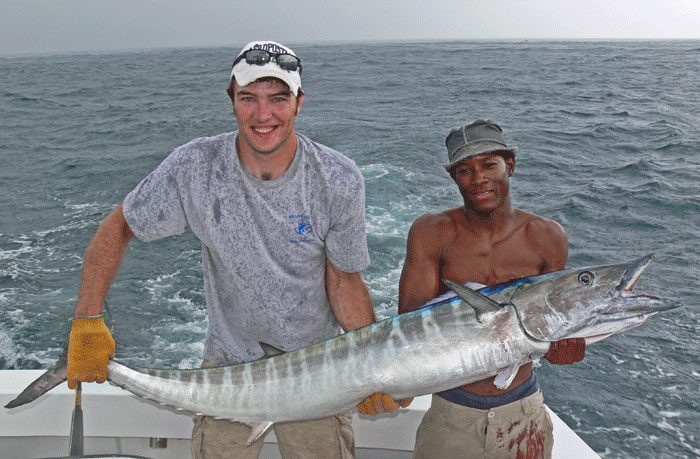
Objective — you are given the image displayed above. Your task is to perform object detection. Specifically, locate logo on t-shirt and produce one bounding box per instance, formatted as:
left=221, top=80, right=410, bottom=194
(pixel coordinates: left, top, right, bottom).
left=289, top=215, right=314, bottom=243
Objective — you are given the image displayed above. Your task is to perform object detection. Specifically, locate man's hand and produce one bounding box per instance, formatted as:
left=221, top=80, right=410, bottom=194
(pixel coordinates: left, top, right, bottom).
left=544, top=338, right=585, bottom=365
left=67, top=316, right=115, bottom=389
left=357, top=393, right=413, bottom=416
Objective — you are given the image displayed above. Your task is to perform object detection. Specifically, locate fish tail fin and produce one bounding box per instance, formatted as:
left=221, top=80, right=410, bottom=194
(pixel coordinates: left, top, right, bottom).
left=4, top=347, right=69, bottom=409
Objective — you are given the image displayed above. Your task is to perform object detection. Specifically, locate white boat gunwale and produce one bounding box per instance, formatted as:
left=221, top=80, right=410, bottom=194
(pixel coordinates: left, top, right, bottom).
left=1, top=369, right=600, bottom=458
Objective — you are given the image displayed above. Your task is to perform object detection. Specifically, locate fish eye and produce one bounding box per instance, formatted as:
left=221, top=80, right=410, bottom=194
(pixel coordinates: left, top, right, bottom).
left=578, top=271, right=594, bottom=285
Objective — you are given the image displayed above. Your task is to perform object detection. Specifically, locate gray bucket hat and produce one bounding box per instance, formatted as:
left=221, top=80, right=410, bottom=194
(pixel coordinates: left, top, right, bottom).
left=443, top=119, right=518, bottom=171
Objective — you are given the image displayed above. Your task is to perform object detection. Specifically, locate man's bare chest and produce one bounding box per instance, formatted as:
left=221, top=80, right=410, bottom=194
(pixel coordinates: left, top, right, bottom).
left=439, top=239, right=544, bottom=290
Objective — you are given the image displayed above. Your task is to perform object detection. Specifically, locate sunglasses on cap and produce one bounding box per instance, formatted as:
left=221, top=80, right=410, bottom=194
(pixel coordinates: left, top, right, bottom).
left=232, top=49, right=302, bottom=74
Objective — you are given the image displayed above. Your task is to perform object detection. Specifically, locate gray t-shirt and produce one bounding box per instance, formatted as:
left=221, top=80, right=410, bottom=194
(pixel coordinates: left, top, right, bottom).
left=123, top=132, right=370, bottom=365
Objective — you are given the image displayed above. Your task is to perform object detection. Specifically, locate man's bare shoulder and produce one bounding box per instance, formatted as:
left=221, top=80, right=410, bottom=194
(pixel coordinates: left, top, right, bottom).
left=410, top=208, right=463, bottom=235
left=407, top=208, right=462, bottom=247
left=518, top=211, right=566, bottom=241
left=516, top=209, right=568, bottom=270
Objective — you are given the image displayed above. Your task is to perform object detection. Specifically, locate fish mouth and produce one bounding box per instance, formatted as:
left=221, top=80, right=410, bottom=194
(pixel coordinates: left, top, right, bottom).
left=614, top=253, right=654, bottom=298
left=604, top=253, right=682, bottom=317
left=581, top=254, right=681, bottom=344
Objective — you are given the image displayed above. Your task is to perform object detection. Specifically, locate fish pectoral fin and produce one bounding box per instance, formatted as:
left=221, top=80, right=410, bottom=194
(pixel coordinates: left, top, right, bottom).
left=244, top=421, right=274, bottom=446
left=443, top=279, right=502, bottom=322
left=493, top=364, right=520, bottom=390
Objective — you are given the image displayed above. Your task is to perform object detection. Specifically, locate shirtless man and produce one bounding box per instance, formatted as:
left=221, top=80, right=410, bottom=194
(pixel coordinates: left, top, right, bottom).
left=399, top=119, right=585, bottom=458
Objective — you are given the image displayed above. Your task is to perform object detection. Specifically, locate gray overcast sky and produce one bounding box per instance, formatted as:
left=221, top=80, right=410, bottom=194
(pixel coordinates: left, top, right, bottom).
left=2, top=0, right=699, bottom=56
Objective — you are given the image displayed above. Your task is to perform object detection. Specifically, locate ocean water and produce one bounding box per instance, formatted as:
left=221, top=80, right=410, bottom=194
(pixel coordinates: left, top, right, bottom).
left=1, top=41, right=698, bottom=458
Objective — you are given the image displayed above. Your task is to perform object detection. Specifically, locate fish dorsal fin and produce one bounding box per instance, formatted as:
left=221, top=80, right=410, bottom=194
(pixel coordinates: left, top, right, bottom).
left=443, top=279, right=503, bottom=322
left=259, top=342, right=285, bottom=358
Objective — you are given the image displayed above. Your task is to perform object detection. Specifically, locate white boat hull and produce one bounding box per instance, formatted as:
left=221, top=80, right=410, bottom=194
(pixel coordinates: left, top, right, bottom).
left=1, top=370, right=599, bottom=458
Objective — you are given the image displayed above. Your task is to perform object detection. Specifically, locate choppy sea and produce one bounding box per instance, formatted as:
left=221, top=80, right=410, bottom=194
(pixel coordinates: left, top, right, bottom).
left=1, top=41, right=699, bottom=458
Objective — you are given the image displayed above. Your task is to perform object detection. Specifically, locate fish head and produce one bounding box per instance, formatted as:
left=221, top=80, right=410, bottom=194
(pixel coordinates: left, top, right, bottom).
left=509, top=254, right=682, bottom=342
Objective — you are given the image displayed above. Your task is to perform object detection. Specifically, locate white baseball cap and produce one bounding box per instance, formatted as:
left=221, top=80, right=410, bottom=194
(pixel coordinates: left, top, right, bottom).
left=230, top=41, right=302, bottom=96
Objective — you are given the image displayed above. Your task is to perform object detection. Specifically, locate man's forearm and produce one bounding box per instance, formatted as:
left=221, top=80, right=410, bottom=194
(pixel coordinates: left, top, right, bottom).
left=74, top=204, right=133, bottom=316
left=326, top=261, right=376, bottom=331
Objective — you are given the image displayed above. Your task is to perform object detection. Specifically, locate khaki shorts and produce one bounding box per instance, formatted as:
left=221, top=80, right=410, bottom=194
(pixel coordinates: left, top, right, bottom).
left=413, top=390, right=553, bottom=459
left=190, top=360, right=355, bottom=459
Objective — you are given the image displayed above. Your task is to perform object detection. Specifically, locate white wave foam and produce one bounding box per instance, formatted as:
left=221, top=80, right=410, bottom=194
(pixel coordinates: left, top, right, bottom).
left=64, top=202, right=99, bottom=211
left=365, top=202, right=415, bottom=238
left=0, top=327, right=20, bottom=366
left=140, top=271, right=182, bottom=302
left=367, top=266, right=402, bottom=295
left=0, top=236, right=35, bottom=261
left=0, top=288, right=15, bottom=304
left=359, top=163, right=390, bottom=180
left=655, top=417, right=700, bottom=457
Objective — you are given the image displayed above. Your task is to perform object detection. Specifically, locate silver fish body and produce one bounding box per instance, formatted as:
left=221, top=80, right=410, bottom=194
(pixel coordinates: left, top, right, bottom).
left=107, top=295, right=545, bottom=422
left=105, top=254, right=679, bottom=423
left=7, top=254, right=681, bottom=434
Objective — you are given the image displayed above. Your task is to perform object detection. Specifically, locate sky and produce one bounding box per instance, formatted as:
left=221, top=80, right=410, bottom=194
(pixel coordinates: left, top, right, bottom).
left=1, top=0, right=699, bottom=56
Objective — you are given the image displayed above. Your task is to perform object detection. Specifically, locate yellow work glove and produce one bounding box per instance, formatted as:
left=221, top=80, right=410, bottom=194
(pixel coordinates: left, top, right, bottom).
left=67, top=315, right=115, bottom=389
left=357, top=393, right=413, bottom=416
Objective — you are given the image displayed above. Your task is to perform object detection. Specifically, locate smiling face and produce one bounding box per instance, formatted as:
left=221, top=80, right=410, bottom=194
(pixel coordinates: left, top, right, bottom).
left=232, top=78, right=304, bottom=158
left=450, top=153, right=515, bottom=216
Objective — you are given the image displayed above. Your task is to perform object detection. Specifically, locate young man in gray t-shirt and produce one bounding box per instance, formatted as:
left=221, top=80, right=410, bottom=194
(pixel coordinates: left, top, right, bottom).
left=66, top=40, right=410, bottom=458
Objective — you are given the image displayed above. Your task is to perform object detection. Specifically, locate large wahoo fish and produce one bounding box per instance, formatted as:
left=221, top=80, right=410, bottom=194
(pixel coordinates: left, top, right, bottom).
left=6, top=254, right=680, bottom=442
